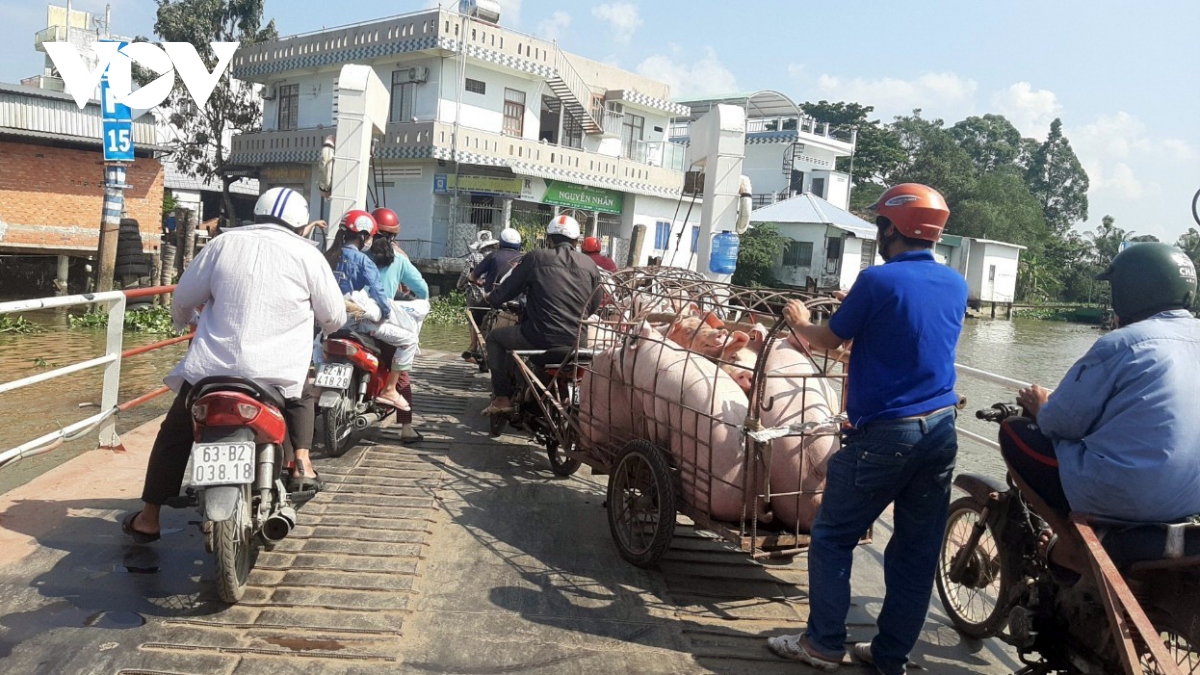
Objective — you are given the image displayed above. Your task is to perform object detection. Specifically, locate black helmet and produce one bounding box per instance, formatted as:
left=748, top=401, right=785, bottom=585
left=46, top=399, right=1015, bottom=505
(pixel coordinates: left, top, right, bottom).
left=1096, top=242, right=1197, bottom=322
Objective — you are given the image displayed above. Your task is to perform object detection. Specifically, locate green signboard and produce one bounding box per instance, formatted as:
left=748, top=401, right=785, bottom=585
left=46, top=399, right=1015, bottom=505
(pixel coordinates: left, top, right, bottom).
left=542, top=180, right=624, bottom=215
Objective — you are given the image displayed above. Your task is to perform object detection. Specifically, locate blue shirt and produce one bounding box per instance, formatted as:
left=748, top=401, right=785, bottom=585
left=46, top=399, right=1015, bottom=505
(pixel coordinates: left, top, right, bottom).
left=380, top=248, right=429, bottom=300
left=474, top=248, right=523, bottom=293
left=335, top=245, right=390, bottom=320
left=1039, top=310, right=1200, bottom=522
left=829, top=249, right=967, bottom=427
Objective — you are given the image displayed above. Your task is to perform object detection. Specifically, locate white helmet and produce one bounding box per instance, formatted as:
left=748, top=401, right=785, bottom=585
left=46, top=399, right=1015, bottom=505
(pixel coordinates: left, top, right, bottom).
left=254, top=187, right=309, bottom=230
left=546, top=214, right=581, bottom=240
left=499, top=227, right=522, bottom=248
left=469, top=230, right=499, bottom=251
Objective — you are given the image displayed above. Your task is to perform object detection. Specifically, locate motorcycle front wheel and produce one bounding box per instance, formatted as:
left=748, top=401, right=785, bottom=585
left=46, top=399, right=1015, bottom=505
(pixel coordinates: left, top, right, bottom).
left=1142, top=591, right=1200, bottom=674
left=936, top=496, right=1014, bottom=639
left=212, top=485, right=253, bottom=604
left=323, top=376, right=359, bottom=457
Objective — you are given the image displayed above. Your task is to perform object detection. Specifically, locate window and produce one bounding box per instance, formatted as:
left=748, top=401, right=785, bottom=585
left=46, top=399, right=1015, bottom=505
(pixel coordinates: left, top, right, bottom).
left=860, top=239, right=877, bottom=270
left=690, top=225, right=700, bottom=251
left=465, top=78, right=486, bottom=95
left=653, top=221, right=671, bottom=250
left=277, top=83, right=299, bottom=131
left=811, top=177, right=826, bottom=199
left=622, top=112, right=644, bottom=159
left=503, top=88, right=526, bottom=137
left=783, top=241, right=814, bottom=267
left=390, top=72, right=416, bottom=123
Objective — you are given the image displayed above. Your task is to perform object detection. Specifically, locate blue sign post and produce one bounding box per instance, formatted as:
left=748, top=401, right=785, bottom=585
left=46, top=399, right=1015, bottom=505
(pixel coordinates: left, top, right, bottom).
left=100, top=74, right=134, bottom=162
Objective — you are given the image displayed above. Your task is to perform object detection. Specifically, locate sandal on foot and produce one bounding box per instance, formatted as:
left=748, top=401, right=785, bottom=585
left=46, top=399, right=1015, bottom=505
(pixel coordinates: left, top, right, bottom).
left=289, top=467, right=323, bottom=493
left=1039, top=531, right=1082, bottom=587
left=121, top=511, right=160, bottom=544
left=374, top=395, right=411, bottom=412
left=400, top=430, right=425, bottom=445
left=481, top=403, right=514, bottom=416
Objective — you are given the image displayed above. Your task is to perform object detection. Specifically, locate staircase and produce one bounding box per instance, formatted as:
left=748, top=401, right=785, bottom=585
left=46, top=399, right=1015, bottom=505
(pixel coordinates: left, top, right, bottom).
left=546, top=47, right=603, bottom=135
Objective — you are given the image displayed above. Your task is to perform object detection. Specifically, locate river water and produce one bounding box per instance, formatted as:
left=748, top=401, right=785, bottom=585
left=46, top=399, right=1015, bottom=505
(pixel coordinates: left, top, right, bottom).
left=0, top=313, right=1095, bottom=495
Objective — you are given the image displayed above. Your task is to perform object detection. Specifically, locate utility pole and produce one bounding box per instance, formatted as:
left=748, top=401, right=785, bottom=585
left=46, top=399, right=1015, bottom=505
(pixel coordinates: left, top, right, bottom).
left=94, top=164, right=127, bottom=292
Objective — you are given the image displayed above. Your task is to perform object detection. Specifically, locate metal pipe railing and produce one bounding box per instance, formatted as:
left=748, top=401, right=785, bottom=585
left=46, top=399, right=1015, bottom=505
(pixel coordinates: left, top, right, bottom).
left=0, top=285, right=189, bottom=470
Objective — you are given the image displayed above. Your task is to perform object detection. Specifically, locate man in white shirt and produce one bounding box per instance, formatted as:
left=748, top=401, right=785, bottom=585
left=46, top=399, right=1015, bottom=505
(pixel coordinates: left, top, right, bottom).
left=123, top=188, right=346, bottom=542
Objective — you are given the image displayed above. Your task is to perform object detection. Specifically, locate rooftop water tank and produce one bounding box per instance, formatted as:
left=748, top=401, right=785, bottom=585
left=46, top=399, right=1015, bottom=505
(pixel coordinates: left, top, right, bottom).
left=459, top=0, right=501, bottom=24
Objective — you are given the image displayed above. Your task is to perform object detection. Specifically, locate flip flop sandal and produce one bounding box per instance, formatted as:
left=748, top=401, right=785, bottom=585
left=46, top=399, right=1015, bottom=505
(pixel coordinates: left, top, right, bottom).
left=289, top=469, right=323, bottom=493
left=374, top=395, right=411, bottom=412
left=400, top=430, right=425, bottom=445
left=1039, top=531, right=1082, bottom=587
left=121, top=511, right=160, bottom=544
left=480, top=403, right=514, bottom=416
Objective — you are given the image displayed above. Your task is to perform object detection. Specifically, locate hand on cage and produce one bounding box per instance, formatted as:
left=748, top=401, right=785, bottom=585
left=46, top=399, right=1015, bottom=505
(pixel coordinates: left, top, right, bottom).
left=783, top=299, right=811, bottom=331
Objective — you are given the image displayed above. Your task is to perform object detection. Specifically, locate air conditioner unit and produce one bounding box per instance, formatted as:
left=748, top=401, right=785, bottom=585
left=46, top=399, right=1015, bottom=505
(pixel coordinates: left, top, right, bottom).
left=262, top=85, right=277, bottom=101
left=395, top=67, right=429, bottom=84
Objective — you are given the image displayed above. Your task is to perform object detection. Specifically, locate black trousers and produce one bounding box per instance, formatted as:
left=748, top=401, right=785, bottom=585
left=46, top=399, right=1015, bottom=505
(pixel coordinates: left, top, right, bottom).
left=486, top=325, right=537, bottom=398
left=999, top=416, right=1071, bottom=513
left=140, top=381, right=316, bottom=505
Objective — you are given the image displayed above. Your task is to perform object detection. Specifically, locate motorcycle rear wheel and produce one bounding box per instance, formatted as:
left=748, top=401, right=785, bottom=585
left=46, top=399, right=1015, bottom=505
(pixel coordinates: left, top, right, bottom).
left=1142, top=595, right=1200, bottom=674
left=213, top=485, right=253, bottom=604
left=936, top=496, right=1014, bottom=639
left=323, top=376, right=359, bottom=457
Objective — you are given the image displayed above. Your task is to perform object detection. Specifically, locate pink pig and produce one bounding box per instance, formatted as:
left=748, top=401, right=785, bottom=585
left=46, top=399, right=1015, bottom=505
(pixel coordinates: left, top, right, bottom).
left=578, top=347, right=635, bottom=449
left=624, top=322, right=766, bottom=523
left=758, top=336, right=842, bottom=532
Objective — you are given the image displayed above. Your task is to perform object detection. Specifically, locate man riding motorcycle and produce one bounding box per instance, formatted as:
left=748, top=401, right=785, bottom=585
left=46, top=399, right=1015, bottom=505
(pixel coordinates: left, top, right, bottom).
left=1004, top=242, right=1200, bottom=575
left=471, top=227, right=524, bottom=294
left=581, top=236, right=617, bottom=272
left=123, top=187, right=347, bottom=541
left=481, top=215, right=602, bottom=415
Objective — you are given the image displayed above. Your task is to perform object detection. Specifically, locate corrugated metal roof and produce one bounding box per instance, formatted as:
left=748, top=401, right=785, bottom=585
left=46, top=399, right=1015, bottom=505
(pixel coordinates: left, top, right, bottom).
left=164, top=162, right=260, bottom=195
left=750, top=193, right=877, bottom=237
left=0, top=81, right=158, bottom=148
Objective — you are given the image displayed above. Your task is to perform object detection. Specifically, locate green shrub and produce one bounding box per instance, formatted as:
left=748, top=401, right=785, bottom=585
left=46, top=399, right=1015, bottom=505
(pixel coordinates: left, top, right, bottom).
left=0, top=315, right=41, bottom=334
left=425, top=291, right=468, bottom=326
left=69, top=305, right=176, bottom=334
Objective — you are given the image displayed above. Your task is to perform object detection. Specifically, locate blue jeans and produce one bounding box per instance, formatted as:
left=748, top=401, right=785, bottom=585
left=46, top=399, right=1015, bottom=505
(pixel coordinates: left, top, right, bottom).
left=804, top=408, right=958, bottom=675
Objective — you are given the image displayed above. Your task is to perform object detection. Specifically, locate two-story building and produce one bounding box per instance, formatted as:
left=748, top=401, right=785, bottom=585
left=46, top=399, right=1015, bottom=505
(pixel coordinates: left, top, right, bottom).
left=228, top=6, right=694, bottom=264
left=671, top=91, right=856, bottom=211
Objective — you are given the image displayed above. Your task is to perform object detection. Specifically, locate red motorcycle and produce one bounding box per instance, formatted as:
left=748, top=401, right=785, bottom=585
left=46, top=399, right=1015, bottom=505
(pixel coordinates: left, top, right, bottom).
left=185, top=377, right=297, bottom=603
left=316, top=329, right=395, bottom=456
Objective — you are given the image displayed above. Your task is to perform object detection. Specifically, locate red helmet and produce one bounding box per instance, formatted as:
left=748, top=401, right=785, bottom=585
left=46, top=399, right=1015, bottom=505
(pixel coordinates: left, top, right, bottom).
left=870, top=183, right=950, bottom=242
left=340, top=209, right=378, bottom=236
left=582, top=236, right=602, bottom=254
left=371, top=208, right=400, bottom=235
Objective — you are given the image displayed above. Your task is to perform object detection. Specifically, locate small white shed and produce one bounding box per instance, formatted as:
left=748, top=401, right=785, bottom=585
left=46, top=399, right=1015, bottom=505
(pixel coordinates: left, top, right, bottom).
left=750, top=193, right=882, bottom=291
left=962, top=238, right=1026, bottom=305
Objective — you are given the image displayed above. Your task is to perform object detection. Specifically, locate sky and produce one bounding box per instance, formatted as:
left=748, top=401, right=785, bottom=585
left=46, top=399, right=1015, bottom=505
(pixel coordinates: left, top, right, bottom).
left=3, top=0, right=1197, bottom=243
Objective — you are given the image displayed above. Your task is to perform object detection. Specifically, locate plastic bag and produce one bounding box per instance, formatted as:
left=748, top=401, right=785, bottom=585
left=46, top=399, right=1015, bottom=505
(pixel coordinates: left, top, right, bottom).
left=388, top=298, right=430, bottom=334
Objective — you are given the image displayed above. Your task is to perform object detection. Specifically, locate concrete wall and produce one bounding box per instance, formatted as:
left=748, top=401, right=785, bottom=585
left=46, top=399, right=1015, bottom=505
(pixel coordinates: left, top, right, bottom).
left=437, top=61, right=544, bottom=141
left=624, top=194, right=701, bottom=268
left=967, top=242, right=1021, bottom=303
left=772, top=222, right=828, bottom=286
left=0, top=140, right=164, bottom=252
left=561, top=53, right=672, bottom=100
left=379, top=161, right=438, bottom=251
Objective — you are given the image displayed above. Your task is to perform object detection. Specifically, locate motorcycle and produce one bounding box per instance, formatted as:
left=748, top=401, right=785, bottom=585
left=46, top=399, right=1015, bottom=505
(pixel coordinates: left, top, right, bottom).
left=181, top=377, right=297, bottom=603
left=316, top=329, right=395, bottom=456
left=937, top=403, right=1200, bottom=674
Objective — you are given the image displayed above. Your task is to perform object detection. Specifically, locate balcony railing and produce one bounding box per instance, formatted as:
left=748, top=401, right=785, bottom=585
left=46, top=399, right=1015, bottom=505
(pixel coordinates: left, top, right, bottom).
left=631, top=140, right=687, bottom=172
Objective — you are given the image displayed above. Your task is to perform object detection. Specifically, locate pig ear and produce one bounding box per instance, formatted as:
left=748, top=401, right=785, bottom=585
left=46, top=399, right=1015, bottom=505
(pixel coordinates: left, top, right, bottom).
left=684, top=302, right=701, bottom=317
left=701, top=312, right=724, bottom=329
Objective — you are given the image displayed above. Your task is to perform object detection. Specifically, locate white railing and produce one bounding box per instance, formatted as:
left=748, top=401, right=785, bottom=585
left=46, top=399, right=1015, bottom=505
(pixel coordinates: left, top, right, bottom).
left=0, top=287, right=187, bottom=470
left=953, top=363, right=1054, bottom=451
left=0, top=291, right=126, bottom=468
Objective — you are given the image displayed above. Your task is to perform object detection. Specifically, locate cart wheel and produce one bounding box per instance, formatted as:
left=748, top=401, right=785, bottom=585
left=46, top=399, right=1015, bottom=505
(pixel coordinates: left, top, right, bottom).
left=606, top=440, right=676, bottom=568
left=489, top=413, right=506, bottom=437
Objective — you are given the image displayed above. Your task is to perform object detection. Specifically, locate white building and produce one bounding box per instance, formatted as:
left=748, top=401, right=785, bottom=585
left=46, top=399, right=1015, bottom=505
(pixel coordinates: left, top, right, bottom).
left=227, top=6, right=694, bottom=264
left=943, top=236, right=1025, bottom=306
left=749, top=193, right=881, bottom=291
left=671, top=91, right=856, bottom=211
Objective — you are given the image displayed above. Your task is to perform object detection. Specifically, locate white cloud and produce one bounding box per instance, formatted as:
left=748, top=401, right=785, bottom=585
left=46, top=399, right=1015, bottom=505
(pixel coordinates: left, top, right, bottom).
left=591, top=2, right=642, bottom=44
left=1084, top=160, right=1150, bottom=201
left=787, top=63, right=807, bottom=77
left=635, top=47, right=738, bottom=98
left=1068, top=111, right=1192, bottom=212
left=991, top=82, right=1062, bottom=137
left=814, top=72, right=978, bottom=119
left=536, top=11, right=571, bottom=42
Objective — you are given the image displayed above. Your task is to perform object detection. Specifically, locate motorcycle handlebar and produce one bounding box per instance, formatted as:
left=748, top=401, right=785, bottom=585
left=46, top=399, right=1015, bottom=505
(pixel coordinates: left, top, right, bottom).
left=976, top=402, right=1024, bottom=423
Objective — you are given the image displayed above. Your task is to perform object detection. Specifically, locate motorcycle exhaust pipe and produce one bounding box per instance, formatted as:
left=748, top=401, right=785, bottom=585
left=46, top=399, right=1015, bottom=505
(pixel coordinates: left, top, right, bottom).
left=261, top=506, right=296, bottom=543
left=353, top=411, right=383, bottom=430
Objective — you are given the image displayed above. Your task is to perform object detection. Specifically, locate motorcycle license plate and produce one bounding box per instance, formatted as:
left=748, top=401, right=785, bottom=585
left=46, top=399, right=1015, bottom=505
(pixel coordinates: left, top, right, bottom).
left=190, top=442, right=255, bottom=487
left=315, top=363, right=354, bottom=389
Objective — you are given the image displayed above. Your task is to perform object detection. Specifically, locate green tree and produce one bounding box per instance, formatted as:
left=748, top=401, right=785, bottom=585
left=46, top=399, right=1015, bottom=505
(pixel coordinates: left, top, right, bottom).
left=149, top=0, right=277, bottom=222
left=1177, top=227, right=1200, bottom=268
left=887, top=111, right=977, bottom=208
left=948, top=114, right=1023, bottom=173
left=1089, top=215, right=1129, bottom=267
left=732, top=223, right=787, bottom=287
left=949, top=167, right=1048, bottom=244
left=1025, top=118, right=1090, bottom=235
left=800, top=101, right=905, bottom=188
left=1128, top=234, right=1160, bottom=243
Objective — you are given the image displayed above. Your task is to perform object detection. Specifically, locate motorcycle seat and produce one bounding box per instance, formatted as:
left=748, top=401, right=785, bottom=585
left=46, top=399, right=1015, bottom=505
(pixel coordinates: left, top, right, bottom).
left=1088, top=516, right=1200, bottom=568
left=529, top=346, right=592, bottom=371
left=328, top=329, right=381, bottom=355
left=187, top=376, right=288, bottom=412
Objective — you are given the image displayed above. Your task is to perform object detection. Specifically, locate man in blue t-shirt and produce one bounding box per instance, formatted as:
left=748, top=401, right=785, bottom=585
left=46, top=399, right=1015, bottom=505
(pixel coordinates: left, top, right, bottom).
left=767, top=184, right=967, bottom=675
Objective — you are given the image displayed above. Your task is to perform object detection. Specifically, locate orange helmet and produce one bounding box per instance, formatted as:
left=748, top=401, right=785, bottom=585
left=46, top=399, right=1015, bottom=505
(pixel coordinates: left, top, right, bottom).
left=340, top=209, right=378, bottom=236
left=582, top=236, right=602, bottom=254
left=870, top=183, right=950, bottom=242
left=371, top=208, right=400, bottom=235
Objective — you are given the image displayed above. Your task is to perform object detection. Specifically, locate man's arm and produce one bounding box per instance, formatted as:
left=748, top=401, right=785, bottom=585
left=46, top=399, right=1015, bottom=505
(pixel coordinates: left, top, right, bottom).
left=487, top=254, right=531, bottom=307
left=1035, top=345, right=1121, bottom=440
left=783, top=299, right=846, bottom=351
left=309, top=252, right=348, bottom=335
left=171, top=240, right=217, bottom=330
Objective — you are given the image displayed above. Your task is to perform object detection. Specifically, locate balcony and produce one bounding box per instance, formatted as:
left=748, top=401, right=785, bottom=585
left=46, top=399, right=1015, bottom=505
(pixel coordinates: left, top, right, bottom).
left=20, top=75, right=65, bottom=92
left=231, top=120, right=686, bottom=198
left=631, top=140, right=687, bottom=172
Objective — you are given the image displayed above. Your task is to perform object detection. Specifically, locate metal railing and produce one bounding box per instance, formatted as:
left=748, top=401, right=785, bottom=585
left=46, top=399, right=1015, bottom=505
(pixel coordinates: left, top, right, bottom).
left=0, top=286, right=190, bottom=470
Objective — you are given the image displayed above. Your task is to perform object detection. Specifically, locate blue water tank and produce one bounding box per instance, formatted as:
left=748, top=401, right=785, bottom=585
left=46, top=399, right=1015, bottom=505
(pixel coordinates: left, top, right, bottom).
left=709, top=231, right=740, bottom=274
